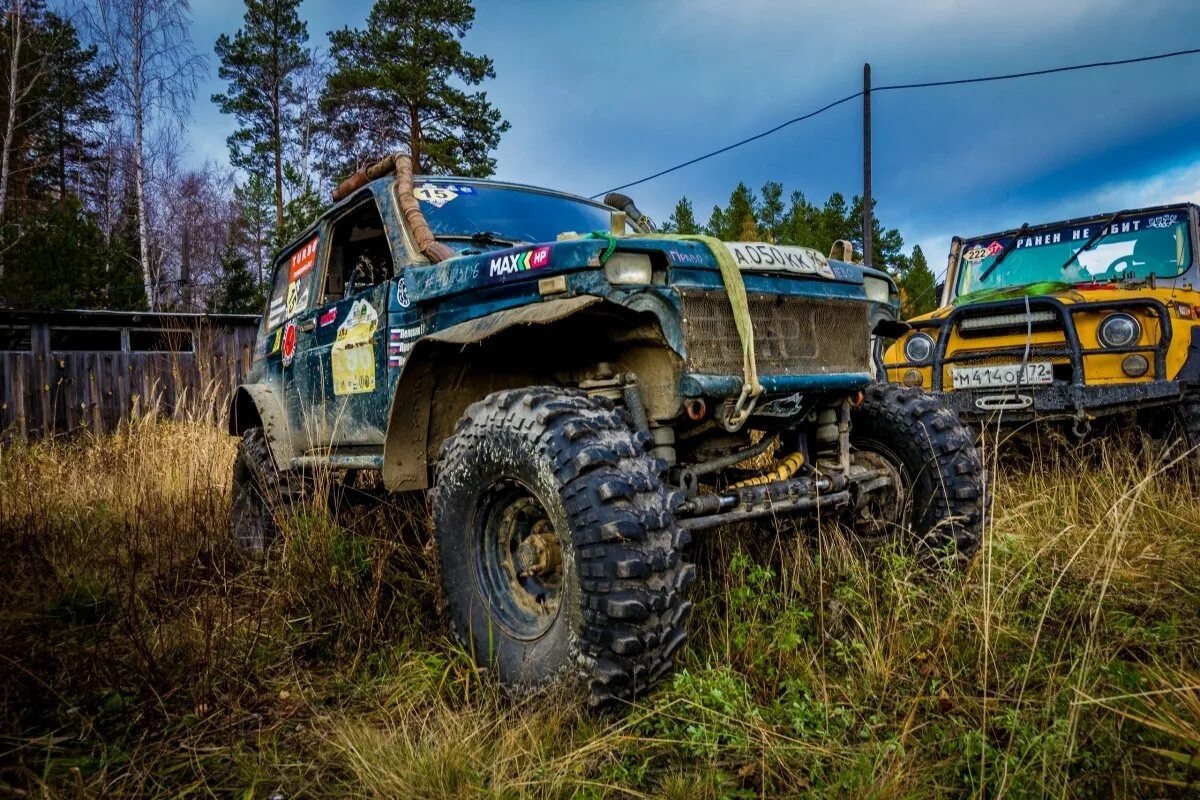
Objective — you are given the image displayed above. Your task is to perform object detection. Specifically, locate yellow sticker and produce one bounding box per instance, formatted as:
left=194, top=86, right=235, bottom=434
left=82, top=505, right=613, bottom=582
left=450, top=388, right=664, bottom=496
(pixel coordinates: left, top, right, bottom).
left=331, top=299, right=379, bottom=395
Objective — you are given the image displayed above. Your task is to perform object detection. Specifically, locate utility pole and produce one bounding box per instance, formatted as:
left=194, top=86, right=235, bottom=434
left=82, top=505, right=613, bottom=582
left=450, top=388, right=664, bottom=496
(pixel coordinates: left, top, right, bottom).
left=862, top=62, right=873, bottom=267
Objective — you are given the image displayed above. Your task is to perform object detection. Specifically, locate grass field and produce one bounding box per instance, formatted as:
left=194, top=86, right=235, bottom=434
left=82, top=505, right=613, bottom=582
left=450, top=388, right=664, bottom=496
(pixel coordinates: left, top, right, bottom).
left=0, top=416, right=1197, bottom=798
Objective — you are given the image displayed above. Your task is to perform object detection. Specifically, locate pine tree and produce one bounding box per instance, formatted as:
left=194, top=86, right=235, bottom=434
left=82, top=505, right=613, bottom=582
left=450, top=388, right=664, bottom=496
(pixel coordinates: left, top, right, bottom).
left=319, top=0, right=509, bottom=179
left=662, top=197, right=698, bottom=234
left=231, top=173, right=274, bottom=294
left=897, top=244, right=938, bottom=317
left=0, top=2, right=112, bottom=215
left=706, top=182, right=757, bottom=241
left=756, top=181, right=784, bottom=243
left=212, top=0, right=310, bottom=238
left=209, top=243, right=263, bottom=313
left=0, top=197, right=120, bottom=309
left=99, top=180, right=148, bottom=310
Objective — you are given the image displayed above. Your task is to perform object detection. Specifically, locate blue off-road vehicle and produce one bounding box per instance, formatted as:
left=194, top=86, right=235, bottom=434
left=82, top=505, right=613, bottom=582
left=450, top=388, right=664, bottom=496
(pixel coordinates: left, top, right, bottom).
left=229, top=154, right=983, bottom=704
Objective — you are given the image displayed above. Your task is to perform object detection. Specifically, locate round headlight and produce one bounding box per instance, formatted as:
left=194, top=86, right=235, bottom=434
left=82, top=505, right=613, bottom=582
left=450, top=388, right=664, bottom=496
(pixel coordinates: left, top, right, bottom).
left=1097, top=313, right=1141, bottom=348
left=904, top=332, right=935, bottom=364
left=1121, top=354, right=1149, bottom=377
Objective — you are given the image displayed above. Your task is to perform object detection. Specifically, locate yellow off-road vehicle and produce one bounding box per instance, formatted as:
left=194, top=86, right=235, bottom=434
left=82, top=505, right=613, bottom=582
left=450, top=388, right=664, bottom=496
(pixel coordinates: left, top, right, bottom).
left=883, top=204, right=1200, bottom=441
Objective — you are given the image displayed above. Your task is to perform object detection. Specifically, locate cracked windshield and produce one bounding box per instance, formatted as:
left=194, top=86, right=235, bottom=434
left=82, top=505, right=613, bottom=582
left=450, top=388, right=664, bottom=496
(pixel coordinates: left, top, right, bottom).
left=956, top=209, right=1192, bottom=298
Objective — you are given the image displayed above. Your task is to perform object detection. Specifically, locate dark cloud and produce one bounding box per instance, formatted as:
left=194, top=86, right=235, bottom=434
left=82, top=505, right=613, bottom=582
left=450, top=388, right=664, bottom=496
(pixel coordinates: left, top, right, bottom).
left=188, top=0, right=1200, bottom=269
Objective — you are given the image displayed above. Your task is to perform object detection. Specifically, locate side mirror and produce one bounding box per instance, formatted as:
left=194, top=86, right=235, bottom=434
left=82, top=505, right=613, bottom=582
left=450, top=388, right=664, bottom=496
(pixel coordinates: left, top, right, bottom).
left=934, top=282, right=946, bottom=303
left=604, top=192, right=656, bottom=232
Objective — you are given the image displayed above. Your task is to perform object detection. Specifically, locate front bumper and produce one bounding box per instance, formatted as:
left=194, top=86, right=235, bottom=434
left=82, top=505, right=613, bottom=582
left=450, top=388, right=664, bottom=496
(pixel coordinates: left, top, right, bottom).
left=886, top=294, right=1186, bottom=424
left=931, top=379, right=1183, bottom=423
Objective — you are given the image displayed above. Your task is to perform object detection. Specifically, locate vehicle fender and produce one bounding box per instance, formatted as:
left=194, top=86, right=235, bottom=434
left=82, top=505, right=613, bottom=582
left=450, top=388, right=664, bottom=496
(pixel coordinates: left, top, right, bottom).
left=227, top=383, right=295, bottom=467
left=423, top=294, right=601, bottom=345
left=382, top=294, right=683, bottom=492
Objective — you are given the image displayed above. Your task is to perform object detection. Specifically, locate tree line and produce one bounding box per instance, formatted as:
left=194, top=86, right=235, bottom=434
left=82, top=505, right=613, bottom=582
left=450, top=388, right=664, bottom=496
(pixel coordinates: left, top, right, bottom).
left=662, top=184, right=938, bottom=317
left=0, top=0, right=505, bottom=313
left=0, top=0, right=936, bottom=318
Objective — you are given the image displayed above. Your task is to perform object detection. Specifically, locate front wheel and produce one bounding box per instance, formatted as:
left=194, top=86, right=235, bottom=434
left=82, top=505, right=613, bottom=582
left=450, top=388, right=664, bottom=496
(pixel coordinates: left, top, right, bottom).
left=431, top=387, right=695, bottom=705
left=849, top=383, right=984, bottom=568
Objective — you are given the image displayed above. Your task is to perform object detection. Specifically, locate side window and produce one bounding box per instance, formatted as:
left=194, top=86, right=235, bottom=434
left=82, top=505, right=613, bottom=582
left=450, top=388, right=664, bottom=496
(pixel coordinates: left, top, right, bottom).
left=321, top=198, right=394, bottom=303
left=266, top=236, right=319, bottom=330
left=265, top=260, right=289, bottom=330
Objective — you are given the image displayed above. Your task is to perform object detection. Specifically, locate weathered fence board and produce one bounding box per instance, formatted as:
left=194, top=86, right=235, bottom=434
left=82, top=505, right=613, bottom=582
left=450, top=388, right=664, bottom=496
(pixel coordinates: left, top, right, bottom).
left=0, top=310, right=260, bottom=439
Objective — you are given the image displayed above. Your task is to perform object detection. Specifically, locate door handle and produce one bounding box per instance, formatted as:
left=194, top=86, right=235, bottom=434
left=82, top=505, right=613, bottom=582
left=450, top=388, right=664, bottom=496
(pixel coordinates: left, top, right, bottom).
left=298, top=319, right=316, bottom=333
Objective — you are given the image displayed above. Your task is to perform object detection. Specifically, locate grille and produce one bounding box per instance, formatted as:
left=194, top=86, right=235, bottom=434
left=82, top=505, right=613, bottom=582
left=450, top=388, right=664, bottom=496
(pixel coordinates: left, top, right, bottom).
left=680, top=290, right=870, bottom=376
left=949, top=344, right=1068, bottom=367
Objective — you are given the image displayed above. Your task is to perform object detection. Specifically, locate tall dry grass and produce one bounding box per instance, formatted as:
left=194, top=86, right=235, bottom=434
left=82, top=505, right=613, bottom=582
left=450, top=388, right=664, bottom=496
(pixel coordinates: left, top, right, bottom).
left=0, top=418, right=1196, bottom=797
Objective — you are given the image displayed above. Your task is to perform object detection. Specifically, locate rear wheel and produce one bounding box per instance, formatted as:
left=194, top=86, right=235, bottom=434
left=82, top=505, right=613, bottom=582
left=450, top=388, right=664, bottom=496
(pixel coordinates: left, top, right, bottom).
left=230, top=427, right=304, bottom=553
left=432, top=387, right=695, bottom=705
left=849, top=383, right=984, bottom=567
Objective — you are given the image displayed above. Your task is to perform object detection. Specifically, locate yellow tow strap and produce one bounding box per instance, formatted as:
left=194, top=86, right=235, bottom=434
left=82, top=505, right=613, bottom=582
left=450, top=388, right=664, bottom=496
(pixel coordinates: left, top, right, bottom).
left=561, top=230, right=763, bottom=430
left=639, top=234, right=763, bottom=430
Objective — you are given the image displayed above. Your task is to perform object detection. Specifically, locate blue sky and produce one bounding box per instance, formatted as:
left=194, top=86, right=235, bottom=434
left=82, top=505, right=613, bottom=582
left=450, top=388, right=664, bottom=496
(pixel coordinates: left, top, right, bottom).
left=186, top=0, right=1200, bottom=275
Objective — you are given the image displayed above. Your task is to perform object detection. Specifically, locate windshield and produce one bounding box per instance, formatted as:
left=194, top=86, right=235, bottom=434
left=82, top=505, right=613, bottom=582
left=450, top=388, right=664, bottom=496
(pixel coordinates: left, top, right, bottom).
left=955, top=209, right=1192, bottom=298
left=408, top=180, right=618, bottom=245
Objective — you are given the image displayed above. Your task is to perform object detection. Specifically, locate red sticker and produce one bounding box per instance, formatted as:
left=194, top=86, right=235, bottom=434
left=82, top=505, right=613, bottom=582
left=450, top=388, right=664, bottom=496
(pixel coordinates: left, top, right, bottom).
left=319, top=308, right=337, bottom=327
left=986, top=241, right=1003, bottom=256
left=289, top=237, right=318, bottom=282
left=282, top=321, right=297, bottom=365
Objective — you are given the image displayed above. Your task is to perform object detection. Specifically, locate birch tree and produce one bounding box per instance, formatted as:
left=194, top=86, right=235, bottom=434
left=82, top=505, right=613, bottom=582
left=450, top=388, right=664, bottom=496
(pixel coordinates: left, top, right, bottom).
left=90, top=0, right=202, bottom=309
left=212, top=0, right=310, bottom=243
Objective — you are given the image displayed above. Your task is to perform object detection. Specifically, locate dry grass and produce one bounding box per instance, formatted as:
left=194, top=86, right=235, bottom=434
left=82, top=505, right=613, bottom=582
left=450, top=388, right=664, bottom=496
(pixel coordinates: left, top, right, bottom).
left=0, top=417, right=1196, bottom=797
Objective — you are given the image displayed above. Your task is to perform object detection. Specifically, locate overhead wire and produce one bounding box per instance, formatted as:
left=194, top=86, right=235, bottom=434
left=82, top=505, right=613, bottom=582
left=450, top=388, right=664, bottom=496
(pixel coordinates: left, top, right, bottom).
left=590, top=46, right=1200, bottom=198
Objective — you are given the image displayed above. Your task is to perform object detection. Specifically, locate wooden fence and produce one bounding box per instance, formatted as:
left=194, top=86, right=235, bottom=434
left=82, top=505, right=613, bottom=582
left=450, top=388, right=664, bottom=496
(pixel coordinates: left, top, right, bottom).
left=0, top=310, right=260, bottom=438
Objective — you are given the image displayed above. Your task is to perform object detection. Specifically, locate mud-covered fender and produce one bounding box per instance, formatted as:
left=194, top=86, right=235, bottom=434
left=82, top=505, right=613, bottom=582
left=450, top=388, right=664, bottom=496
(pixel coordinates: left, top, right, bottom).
left=381, top=295, right=603, bottom=491
left=1178, top=326, right=1200, bottom=385
left=227, top=383, right=295, bottom=467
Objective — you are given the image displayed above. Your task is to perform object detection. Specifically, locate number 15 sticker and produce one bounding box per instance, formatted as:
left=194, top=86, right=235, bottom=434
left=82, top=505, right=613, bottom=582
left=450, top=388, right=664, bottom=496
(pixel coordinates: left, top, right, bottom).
left=414, top=183, right=458, bottom=208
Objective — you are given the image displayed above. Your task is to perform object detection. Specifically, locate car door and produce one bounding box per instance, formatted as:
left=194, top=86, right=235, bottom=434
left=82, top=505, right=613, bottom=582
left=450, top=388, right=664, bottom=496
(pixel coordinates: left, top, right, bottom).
left=296, top=191, right=395, bottom=450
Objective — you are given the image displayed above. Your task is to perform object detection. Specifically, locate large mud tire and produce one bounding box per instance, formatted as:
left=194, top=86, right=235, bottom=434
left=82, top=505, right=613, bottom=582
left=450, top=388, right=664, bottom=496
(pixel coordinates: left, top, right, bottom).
left=1180, top=390, right=1200, bottom=452
left=432, top=387, right=695, bottom=705
left=850, top=383, right=984, bottom=568
left=230, top=427, right=305, bottom=553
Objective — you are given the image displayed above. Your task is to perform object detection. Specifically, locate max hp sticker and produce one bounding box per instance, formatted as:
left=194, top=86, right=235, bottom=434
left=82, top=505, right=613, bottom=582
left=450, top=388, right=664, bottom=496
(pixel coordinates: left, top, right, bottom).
left=331, top=299, right=379, bottom=395
left=487, top=245, right=551, bottom=279
left=281, top=322, right=297, bottom=366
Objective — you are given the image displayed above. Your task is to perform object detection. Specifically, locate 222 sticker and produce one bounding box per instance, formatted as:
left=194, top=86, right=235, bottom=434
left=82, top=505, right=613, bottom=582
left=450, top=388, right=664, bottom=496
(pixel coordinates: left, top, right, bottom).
left=331, top=299, right=379, bottom=395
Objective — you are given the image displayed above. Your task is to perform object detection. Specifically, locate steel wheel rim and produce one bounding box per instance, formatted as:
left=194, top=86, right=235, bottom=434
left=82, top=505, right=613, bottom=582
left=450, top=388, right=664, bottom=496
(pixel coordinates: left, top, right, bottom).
left=473, top=479, right=564, bottom=640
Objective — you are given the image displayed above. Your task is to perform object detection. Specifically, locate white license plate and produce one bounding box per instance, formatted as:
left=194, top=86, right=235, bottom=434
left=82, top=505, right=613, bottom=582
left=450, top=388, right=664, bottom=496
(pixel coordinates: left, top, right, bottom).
left=724, top=241, right=835, bottom=278
left=951, top=362, right=1053, bottom=389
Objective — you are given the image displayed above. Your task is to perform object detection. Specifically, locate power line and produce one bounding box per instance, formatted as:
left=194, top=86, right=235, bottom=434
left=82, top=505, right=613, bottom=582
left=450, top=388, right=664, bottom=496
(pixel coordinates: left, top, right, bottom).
left=590, top=46, right=1200, bottom=199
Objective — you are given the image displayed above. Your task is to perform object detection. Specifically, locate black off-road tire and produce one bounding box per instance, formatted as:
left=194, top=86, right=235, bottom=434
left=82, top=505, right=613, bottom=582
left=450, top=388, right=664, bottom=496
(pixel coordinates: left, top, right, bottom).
left=432, top=387, right=695, bottom=705
left=1180, top=390, right=1200, bottom=451
left=230, top=427, right=304, bottom=553
left=850, top=383, right=984, bottom=568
